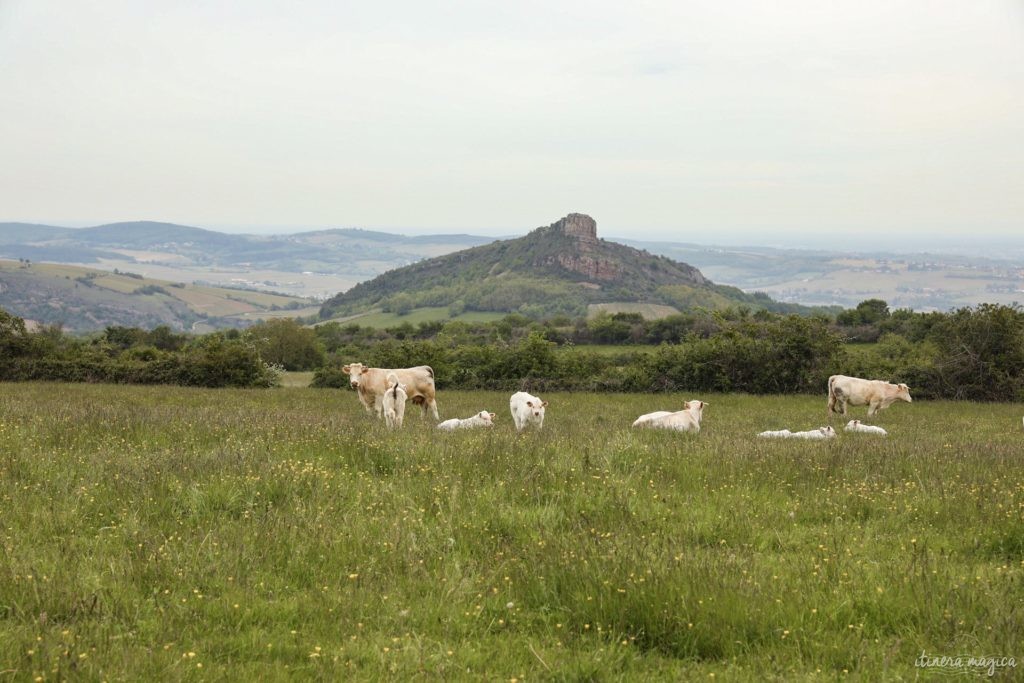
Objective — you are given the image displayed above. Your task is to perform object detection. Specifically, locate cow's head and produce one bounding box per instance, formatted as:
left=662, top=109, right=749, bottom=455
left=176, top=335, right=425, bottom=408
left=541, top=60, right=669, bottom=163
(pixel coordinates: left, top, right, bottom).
left=685, top=400, right=708, bottom=416
left=821, top=426, right=836, bottom=437
left=341, top=362, right=367, bottom=389
left=478, top=411, right=496, bottom=426
left=897, top=383, right=912, bottom=403
left=525, top=400, right=548, bottom=419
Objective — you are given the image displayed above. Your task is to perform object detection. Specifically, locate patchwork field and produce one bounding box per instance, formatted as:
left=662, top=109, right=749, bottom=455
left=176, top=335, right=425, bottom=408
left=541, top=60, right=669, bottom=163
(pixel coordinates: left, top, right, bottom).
left=1, top=384, right=1022, bottom=680
left=0, top=260, right=316, bottom=331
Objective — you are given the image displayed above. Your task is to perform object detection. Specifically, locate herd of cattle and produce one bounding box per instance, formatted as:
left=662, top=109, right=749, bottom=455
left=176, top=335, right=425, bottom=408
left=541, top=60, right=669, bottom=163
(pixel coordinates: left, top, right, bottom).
left=340, top=364, right=913, bottom=437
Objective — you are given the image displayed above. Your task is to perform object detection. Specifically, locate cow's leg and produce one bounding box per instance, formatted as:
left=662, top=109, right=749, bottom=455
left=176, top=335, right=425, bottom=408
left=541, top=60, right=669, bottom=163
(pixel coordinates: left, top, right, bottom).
left=428, top=398, right=439, bottom=421
left=867, top=401, right=878, bottom=416
left=827, top=392, right=837, bottom=416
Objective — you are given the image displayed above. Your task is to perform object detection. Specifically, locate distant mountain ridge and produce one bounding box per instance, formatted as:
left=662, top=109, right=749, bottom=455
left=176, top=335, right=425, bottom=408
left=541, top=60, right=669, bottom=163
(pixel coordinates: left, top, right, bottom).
left=320, top=213, right=813, bottom=320
left=0, top=221, right=495, bottom=270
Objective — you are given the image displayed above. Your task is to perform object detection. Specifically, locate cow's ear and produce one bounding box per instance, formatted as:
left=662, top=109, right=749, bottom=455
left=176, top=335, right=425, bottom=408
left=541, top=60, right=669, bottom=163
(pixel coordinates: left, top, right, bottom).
left=489, top=413, right=496, bottom=419
left=899, top=383, right=908, bottom=389
left=342, top=364, right=351, bottom=373
left=541, top=401, right=549, bottom=408
left=526, top=401, right=533, bottom=408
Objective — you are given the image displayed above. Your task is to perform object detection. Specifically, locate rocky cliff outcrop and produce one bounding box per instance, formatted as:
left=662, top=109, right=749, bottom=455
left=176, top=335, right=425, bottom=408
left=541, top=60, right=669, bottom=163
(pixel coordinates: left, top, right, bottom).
left=554, top=213, right=598, bottom=242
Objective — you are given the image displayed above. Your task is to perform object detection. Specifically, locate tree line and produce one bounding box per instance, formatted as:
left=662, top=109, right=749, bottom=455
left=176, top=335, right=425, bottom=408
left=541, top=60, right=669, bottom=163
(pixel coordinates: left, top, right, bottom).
left=1, top=301, right=1022, bottom=401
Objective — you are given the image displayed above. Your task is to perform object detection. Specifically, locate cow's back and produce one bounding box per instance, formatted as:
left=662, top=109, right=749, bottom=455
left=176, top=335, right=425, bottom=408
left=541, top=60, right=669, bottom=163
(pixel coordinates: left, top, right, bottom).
left=366, top=366, right=435, bottom=401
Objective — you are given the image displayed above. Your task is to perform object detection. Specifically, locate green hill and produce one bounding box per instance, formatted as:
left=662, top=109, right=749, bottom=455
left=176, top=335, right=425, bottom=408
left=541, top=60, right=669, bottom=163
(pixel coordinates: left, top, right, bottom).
left=0, top=260, right=316, bottom=331
left=320, top=213, right=820, bottom=320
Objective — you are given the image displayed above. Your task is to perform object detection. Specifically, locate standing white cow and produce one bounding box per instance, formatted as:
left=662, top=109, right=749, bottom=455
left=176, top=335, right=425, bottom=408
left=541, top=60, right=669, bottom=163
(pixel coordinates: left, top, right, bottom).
left=510, top=392, right=547, bottom=432
left=632, top=400, right=707, bottom=433
left=342, top=362, right=440, bottom=420
left=382, top=374, right=407, bottom=429
left=828, top=375, right=912, bottom=417
left=437, top=411, right=496, bottom=431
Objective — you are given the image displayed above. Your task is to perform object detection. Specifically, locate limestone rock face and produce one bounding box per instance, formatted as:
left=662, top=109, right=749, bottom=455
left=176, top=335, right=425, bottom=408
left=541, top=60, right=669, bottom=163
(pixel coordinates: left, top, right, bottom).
left=554, top=213, right=597, bottom=242
left=555, top=252, right=620, bottom=282
left=544, top=214, right=617, bottom=281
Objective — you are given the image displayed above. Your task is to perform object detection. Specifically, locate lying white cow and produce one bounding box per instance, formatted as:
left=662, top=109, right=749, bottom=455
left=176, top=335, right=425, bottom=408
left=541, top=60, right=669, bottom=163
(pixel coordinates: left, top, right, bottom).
left=382, top=373, right=407, bottom=429
left=342, top=362, right=439, bottom=420
left=844, top=420, right=887, bottom=435
left=792, top=426, right=837, bottom=440
left=757, top=429, right=793, bottom=438
left=828, top=374, right=911, bottom=417
left=759, top=426, right=835, bottom=439
left=632, top=400, right=707, bottom=433
left=437, top=411, right=496, bottom=432
left=510, top=392, right=547, bottom=431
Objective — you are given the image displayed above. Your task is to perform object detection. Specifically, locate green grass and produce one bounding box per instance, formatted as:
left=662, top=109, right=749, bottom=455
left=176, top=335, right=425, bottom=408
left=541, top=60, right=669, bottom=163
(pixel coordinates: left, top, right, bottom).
left=1, top=384, right=1022, bottom=680
left=333, top=306, right=507, bottom=329
left=587, top=303, right=681, bottom=319
left=278, top=371, right=315, bottom=388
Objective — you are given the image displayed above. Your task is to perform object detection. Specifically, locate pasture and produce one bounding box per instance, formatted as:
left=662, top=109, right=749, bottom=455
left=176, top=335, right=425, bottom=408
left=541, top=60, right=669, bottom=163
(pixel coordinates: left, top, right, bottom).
left=1, top=383, right=1022, bottom=680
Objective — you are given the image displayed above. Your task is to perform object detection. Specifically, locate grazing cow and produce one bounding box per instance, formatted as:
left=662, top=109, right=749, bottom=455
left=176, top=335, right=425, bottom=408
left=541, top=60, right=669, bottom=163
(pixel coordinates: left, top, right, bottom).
left=382, top=374, right=407, bottom=429
left=757, top=429, right=793, bottom=438
left=510, top=392, right=547, bottom=432
left=437, top=411, right=496, bottom=432
left=791, top=426, right=837, bottom=440
left=342, top=362, right=439, bottom=420
left=632, top=400, right=707, bottom=433
left=827, top=375, right=911, bottom=417
left=844, top=420, right=887, bottom=436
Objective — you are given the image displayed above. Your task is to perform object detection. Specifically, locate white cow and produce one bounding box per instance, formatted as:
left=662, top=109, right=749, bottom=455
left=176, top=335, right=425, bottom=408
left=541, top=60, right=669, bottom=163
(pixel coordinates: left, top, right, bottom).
left=791, top=426, right=837, bottom=440
left=632, top=400, right=707, bottom=433
left=828, top=375, right=911, bottom=417
left=757, top=429, right=793, bottom=438
left=437, top=411, right=496, bottom=432
left=510, top=392, right=547, bottom=432
left=844, top=420, right=887, bottom=435
left=342, top=362, right=439, bottom=420
left=382, top=374, right=407, bottom=429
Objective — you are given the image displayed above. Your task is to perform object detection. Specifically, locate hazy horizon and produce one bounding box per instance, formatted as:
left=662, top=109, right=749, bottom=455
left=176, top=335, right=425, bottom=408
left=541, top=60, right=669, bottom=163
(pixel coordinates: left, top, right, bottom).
left=2, top=0, right=1022, bottom=243
left=6, top=216, right=1024, bottom=258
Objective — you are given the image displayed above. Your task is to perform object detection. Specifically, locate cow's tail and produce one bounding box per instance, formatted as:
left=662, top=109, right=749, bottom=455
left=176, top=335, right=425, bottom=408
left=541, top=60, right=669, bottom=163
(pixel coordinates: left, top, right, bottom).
left=425, top=365, right=434, bottom=379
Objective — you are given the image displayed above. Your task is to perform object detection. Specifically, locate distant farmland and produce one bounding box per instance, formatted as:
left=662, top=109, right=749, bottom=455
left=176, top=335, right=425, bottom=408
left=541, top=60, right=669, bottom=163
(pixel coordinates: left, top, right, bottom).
left=0, top=259, right=316, bottom=330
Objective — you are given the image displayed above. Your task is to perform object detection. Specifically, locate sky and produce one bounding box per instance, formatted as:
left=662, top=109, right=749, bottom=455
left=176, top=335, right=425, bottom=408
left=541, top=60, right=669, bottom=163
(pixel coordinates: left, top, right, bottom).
left=1, top=1, right=1022, bottom=244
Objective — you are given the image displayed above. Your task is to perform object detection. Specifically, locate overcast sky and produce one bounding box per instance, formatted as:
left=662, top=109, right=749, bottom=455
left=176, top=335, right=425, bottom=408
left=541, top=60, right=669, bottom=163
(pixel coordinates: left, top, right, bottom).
left=1, top=1, right=1022, bottom=242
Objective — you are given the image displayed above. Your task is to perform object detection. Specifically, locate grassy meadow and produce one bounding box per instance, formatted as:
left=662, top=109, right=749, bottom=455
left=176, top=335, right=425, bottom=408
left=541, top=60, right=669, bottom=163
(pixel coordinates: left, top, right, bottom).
left=1, top=383, right=1022, bottom=680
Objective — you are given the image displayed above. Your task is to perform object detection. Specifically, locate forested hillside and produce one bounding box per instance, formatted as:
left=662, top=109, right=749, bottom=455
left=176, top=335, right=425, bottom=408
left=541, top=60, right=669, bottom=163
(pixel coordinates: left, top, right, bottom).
left=320, top=214, right=829, bottom=320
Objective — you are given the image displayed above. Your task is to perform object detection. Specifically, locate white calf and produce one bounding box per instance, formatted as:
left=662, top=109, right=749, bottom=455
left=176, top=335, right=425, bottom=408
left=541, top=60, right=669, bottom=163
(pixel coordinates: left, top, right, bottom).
left=633, top=400, right=707, bottom=433
left=757, top=429, right=793, bottom=438
left=791, top=426, right=836, bottom=440
left=382, top=373, right=407, bottom=429
left=438, top=411, right=496, bottom=432
left=844, top=420, right=887, bottom=435
left=510, top=392, right=547, bottom=432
